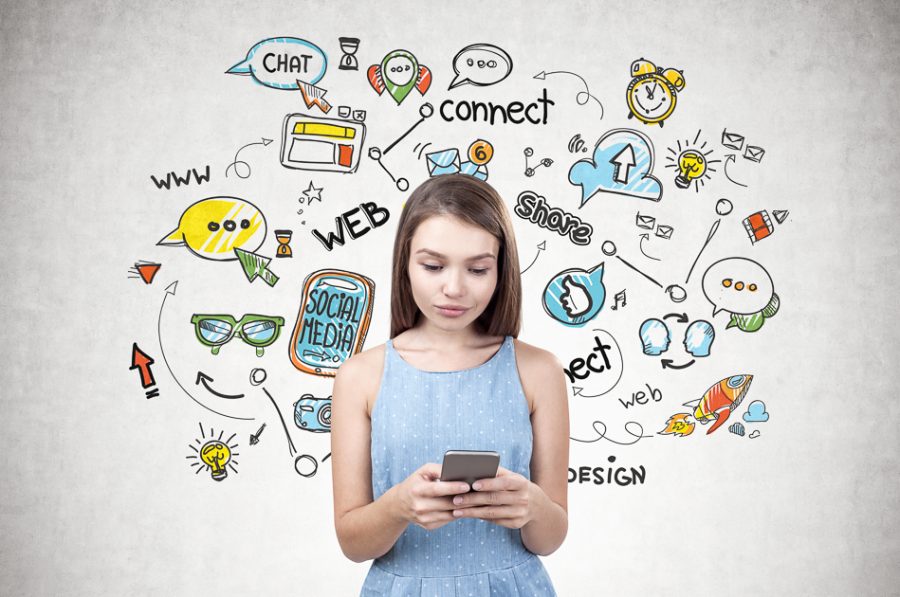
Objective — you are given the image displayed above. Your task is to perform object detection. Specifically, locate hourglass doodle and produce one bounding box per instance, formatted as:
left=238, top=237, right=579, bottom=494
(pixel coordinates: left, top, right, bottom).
left=274, top=229, right=293, bottom=258
left=338, top=37, right=360, bottom=71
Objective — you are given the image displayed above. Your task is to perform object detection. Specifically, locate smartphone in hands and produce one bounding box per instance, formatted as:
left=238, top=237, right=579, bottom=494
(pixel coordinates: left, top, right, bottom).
left=439, top=450, right=500, bottom=491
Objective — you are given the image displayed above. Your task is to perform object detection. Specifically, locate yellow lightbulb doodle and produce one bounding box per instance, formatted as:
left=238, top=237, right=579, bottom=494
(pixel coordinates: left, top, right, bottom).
left=200, top=441, right=232, bottom=481
left=675, top=150, right=706, bottom=189
left=187, top=424, right=240, bottom=481
left=664, top=130, right=720, bottom=192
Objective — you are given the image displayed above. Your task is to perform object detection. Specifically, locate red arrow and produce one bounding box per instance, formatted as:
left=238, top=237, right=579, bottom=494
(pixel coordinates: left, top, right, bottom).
left=130, top=343, right=156, bottom=388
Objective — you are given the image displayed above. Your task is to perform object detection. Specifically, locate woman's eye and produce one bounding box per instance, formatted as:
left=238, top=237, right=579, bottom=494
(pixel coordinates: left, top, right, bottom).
left=423, top=264, right=442, bottom=272
left=469, top=268, right=488, bottom=275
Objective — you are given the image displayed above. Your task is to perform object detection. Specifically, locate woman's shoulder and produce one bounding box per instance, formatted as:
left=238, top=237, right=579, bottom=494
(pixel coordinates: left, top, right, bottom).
left=511, top=337, right=564, bottom=371
left=337, top=341, right=387, bottom=381
left=511, top=338, right=565, bottom=413
left=335, top=342, right=389, bottom=418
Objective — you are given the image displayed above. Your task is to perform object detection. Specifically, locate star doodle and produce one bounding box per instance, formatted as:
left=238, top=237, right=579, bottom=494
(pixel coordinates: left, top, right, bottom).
left=302, top=181, right=323, bottom=204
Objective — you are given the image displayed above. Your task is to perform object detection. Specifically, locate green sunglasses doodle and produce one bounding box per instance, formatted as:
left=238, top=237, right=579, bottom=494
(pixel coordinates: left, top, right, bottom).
left=190, top=314, right=285, bottom=356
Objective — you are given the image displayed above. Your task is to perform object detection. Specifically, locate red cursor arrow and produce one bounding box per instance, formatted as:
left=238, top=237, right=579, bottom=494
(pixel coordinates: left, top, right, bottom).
left=130, top=343, right=157, bottom=388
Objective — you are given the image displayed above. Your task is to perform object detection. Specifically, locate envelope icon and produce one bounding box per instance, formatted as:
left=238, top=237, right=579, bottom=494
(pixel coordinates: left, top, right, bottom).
left=635, top=212, right=656, bottom=230
left=655, top=224, right=673, bottom=240
left=721, top=129, right=744, bottom=151
left=743, top=145, right=765, bottom=163
left=459, top=161, right=488, bottom=181
left=426, top=149, right=460, bottom=176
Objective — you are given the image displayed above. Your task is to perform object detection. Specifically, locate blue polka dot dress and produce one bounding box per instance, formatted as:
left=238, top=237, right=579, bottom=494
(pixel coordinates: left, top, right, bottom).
left=361, top=336, right=558, bottom=596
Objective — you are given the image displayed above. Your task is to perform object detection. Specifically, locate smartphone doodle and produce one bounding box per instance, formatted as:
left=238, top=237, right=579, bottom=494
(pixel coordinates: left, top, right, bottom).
left=289, top=269, right=375, bottom=376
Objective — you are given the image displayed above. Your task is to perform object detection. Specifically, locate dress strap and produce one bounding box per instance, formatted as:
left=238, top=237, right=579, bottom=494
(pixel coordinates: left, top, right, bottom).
left=382, top=337, right=394, bottom=362
left=499, top=335, right=514, bottom=363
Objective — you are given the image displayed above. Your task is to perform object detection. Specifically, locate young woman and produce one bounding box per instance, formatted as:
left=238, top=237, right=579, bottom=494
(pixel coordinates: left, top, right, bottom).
left=331, top=174, right=568, bottom=596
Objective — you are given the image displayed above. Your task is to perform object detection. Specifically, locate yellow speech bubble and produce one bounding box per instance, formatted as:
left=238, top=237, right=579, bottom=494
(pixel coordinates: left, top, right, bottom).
left=158, top=196, right=267, bottom=261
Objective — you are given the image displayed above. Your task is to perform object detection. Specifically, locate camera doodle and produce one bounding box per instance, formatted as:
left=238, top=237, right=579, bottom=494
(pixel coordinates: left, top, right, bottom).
left=294, top=394, right=332, bottom=433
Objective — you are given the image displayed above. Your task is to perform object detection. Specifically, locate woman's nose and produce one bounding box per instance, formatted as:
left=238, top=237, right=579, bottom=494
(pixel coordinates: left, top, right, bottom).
left=442, top=268, right=465, bottom=297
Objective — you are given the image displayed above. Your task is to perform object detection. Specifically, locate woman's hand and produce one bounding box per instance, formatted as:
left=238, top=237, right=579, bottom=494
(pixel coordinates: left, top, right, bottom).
left=449, top=466, right=537, bottom=529
left=393, top=463, right=473, bottom=531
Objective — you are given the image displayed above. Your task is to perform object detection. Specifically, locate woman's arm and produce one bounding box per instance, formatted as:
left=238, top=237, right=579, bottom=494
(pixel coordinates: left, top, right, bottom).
left=331, top=350, right=408, bottom=563
left=332, top=348, right=479, bottom=562
left=519, top=343, right=570, bottom=556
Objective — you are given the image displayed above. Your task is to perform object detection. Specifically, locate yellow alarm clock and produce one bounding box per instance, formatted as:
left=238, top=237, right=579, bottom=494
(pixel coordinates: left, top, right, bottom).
left=625, top=58, right=685, bottom=127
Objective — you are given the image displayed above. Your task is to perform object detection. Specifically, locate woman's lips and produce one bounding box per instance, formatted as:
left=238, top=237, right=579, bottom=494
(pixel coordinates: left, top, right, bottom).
left=435, top=305, right=469, bottom=318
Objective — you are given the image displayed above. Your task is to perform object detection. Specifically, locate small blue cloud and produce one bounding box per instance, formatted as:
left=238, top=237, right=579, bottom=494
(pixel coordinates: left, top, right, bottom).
left=568, top=128, right=663, bottom=207
left=743, top=400, right=769, bottom=423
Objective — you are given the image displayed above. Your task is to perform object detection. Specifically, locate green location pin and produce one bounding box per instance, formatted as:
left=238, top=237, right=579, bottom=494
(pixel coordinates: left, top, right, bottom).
left=381, top=50, right=419, bottom=105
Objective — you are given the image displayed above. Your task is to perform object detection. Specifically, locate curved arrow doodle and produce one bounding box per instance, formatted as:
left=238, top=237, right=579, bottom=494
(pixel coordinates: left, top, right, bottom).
left=663, top=312, right=689, bottom=323
left=157, top=281, right=254, bottom=421
left=520, top=241, right=546, bottom=274
left=661, top=358, right=695, bottom=370
left=639, top=233, right=661, bottom=261
left=724, top=154, right=747, bottom=188
left=225, top=137, right=273, bottom=179
left=533, top=70, right=604, bottom=118
left=196, top=372, right=245, bottom=399
left=571, top=386, right=611, bottom=398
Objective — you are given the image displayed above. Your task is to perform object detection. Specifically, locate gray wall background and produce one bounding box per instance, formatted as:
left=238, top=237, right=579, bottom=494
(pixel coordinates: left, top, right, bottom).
left=1, top=1, right=898, bottom=595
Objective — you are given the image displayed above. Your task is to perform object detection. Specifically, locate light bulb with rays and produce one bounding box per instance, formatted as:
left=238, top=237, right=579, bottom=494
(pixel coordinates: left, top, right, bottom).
left=665, top=130, right=721, bottom=192
left=200, top=441, right=231, bottom=481
left=675, top=150, right=707, bottom=188
left=187, top=422, right=240, bottom=482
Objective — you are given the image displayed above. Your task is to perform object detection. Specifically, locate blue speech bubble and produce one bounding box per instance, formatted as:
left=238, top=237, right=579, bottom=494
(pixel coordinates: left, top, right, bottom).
left=227, top=37, right=327, bottom=90
left=543, top=263, right=606, bottom=327
left=568, top=129, right=662, bottom=207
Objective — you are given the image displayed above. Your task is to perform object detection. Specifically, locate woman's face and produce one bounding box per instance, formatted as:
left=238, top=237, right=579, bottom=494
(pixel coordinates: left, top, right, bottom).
left=407, top=215, right=500, bottom=333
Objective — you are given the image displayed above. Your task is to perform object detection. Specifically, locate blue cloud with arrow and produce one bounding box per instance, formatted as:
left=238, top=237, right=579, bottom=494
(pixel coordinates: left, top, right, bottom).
left=568, top=128, right=663, bottom=207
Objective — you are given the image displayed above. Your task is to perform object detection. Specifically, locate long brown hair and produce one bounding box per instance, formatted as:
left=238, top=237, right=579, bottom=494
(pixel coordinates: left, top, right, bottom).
left=390, top=175, right=522, bottom=338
